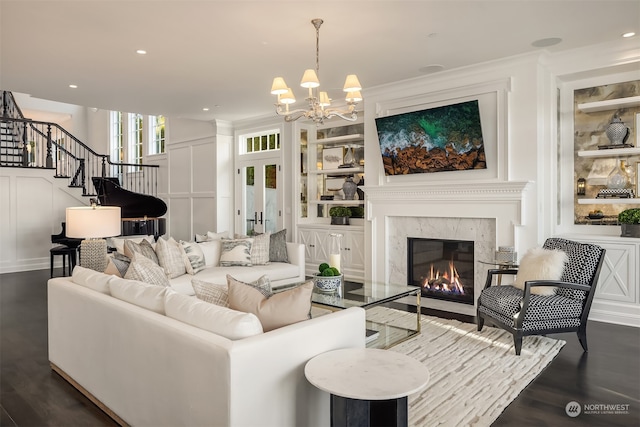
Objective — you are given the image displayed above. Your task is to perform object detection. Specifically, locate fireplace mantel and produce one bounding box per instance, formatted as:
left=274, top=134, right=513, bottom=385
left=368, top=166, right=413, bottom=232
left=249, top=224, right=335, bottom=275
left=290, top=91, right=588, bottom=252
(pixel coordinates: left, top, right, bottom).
left=362, top=181, right=531, bottom=205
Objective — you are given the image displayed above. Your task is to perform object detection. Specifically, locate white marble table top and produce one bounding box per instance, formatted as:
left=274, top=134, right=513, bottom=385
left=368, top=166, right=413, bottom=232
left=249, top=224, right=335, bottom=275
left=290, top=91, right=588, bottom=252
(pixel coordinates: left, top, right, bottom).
left=304, top=348, right=430, bottom=401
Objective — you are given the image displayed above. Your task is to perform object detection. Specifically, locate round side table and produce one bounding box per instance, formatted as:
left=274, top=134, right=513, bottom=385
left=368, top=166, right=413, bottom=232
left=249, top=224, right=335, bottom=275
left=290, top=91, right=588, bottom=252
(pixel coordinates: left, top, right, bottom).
left=305, top=348, right=430, bottom=427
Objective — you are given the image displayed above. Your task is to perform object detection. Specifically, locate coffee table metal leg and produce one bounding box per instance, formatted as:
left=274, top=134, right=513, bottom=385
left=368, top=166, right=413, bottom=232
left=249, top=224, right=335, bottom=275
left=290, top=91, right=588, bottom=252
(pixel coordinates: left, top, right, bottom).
left=331, top=395, right=408, bottom=427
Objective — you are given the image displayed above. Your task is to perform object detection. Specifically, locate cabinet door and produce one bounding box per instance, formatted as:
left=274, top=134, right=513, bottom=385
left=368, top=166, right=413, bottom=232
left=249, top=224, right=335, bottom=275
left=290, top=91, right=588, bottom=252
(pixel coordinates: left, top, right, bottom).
left=343, top=231, right=365, bottom=271
left=298, top=228, right=316, bottom=263
left=594, top=241, right=637, bottom=304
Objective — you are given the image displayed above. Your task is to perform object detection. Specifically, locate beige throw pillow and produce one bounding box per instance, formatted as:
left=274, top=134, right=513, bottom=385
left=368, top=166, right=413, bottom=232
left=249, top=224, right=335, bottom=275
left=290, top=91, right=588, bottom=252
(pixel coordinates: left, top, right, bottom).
left=192, top=279, right=229, bottom=307
left=155, top=237, right=187, bottom=279
left=124, top=253, right=170, bottom=287
left=513, top=247, right=568, bottom=296
left=228, top=277, right=313, bottom=332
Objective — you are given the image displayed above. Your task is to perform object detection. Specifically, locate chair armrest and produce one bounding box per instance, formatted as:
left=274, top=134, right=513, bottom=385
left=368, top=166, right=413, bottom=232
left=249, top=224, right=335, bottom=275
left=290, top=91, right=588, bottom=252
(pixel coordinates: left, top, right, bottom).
left=483, top=268, right=518, bottom=289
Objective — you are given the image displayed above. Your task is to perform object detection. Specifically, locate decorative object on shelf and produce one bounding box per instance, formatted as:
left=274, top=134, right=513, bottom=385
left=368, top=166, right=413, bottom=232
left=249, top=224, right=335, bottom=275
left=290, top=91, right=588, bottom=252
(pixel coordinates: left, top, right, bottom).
left=329, top=206, right=351, bottom=225
left=320, top=195, right=334, bottom=200
left=587, top=210, right=605, bottom=219
left=495, top=246, right=517, bottom=264
left=322, top=147, right=343, bottom=170
left=342, top=176, right=358, bottom=200
left=577, top=177, right=586, bottom=196
left=66, top=203, right=121, bottom=272
left=597, top=188, right=635, bottom=198
left=606, top=159, right=630, bottom=189
left=618, top=208, right=640, bottom=238
left=342, top=146, right=355, bottom=167
left=270, top=18, right=362, bottom=124
left=605, top=116, right=630, bottom=145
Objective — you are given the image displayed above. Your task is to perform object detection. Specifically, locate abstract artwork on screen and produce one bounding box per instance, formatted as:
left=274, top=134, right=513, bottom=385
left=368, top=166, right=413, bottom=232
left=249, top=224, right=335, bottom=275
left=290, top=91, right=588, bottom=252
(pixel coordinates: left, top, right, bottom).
left=375, top=100, right=487, bottom=176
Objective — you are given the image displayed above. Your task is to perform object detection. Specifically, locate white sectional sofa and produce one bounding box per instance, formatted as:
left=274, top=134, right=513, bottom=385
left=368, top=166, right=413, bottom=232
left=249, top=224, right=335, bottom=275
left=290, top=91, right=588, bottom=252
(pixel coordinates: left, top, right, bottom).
left=48, top=269, right=366, bottom=427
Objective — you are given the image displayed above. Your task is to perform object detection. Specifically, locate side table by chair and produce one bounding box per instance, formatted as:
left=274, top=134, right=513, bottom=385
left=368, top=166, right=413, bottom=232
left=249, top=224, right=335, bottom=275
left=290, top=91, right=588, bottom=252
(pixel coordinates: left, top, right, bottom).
left=50, top=245, right=77, bottom=277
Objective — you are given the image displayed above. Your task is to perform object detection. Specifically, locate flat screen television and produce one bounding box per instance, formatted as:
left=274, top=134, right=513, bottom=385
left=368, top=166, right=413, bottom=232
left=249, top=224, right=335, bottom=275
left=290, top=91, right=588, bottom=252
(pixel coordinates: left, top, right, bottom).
left=375, top=99, right=486, bottom=176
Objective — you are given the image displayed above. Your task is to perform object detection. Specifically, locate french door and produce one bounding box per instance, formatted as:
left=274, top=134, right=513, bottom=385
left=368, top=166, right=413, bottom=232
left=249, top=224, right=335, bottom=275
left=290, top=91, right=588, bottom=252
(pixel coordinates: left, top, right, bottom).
left=237, top=158, right=281, bottom=235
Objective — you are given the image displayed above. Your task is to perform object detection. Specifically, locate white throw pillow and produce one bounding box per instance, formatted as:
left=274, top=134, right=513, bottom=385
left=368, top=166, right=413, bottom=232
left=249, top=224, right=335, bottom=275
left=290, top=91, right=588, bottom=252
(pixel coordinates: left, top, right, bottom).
left=155, top=237, right=186, bottom=279
left=513, top=247, right=568, bottom=296
left=164, top=291, right=263, bottom=340
left=195, top=230, right=229, bottom=243
left=197, top=240, right=221, bottom=267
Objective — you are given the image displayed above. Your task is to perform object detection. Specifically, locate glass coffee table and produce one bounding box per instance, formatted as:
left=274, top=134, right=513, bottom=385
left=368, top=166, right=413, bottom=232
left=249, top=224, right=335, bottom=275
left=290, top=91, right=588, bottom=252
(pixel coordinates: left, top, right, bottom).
left=312, top=283, right=421, bottom=349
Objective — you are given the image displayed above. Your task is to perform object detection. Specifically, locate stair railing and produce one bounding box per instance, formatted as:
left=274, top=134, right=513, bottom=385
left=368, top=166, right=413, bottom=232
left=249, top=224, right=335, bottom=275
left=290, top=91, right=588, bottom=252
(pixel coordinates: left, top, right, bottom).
left=0, top=115, right=159, bottom=197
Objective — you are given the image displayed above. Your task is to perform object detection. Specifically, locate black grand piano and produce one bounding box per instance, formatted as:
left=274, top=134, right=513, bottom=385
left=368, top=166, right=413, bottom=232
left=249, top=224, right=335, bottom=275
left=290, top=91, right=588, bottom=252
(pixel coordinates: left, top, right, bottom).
left=92, top=177, right=167, bottom=238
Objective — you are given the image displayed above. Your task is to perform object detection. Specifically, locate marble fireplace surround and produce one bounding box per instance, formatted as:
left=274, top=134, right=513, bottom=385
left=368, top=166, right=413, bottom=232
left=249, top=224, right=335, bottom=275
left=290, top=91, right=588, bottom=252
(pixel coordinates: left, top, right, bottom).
left=364, top=181, right=530, bottom=316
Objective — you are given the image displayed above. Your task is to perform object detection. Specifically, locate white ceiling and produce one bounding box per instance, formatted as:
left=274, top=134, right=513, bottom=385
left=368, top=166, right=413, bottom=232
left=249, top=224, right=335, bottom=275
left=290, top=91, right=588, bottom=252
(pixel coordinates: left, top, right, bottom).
left=1, top=0, right=639, bottom=123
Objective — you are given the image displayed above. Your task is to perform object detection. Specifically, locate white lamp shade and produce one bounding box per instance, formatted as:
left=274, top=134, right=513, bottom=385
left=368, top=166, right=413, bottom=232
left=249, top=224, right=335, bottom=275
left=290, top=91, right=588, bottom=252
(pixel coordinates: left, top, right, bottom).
left=300, top=69, right=320, bottom=88
left=280, top=88, right=296, bottom=104
left=270, top=77, right=288, bottom=95
left=66, top=206, right=121, bottom=238
left=343, top=74, right=362, bottom=92
left=345, top=91, right=362, bottom=103
left=319, top=91, right=331, bottom=107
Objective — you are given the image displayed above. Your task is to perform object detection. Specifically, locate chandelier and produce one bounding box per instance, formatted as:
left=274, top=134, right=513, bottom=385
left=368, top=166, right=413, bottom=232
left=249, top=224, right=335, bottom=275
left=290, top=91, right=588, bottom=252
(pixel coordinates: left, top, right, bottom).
left=270, top=18, right=362, bottom=124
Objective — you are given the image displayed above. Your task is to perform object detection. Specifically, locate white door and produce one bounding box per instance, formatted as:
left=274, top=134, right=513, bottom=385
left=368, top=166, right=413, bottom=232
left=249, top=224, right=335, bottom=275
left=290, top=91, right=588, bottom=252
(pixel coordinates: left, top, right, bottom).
left=238, top=159, right=281, bottom=235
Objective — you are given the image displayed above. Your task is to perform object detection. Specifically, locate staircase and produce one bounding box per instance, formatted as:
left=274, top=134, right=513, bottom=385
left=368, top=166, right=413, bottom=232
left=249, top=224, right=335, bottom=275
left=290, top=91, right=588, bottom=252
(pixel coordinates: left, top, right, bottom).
left=0, top=90, right=159, bottom=198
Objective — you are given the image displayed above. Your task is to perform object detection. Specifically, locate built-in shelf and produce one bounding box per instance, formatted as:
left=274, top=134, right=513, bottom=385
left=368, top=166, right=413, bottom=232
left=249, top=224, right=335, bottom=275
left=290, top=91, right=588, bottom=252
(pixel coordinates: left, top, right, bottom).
left=577, top=147, right=640, bottom=158
left=313, top=134, right=364, bottom=146
left=577, top=96, right=640, bottom=113
left=309, top=166, right=364, bottom=175
left=577, top=198, right=640, bottom=205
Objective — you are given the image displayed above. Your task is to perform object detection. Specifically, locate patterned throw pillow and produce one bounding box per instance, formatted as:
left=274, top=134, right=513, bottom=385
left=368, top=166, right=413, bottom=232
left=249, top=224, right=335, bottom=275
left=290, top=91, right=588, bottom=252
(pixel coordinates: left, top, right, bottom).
left=124, top=239, right=159, bottom=265
left=180, top=240, right=206, bottom=274
left=235, top=233, right=271, bottom=266
left=155, top=237, right=187, bottom=279
left=269, top=229, right=289, bottom=263
left=192, top=279, right=229, bottom=307
left=195, top=230, right=229, bottom=243
left=219, top=239, right=253, bottom=267
left=124, top=253, right=170, bottom=287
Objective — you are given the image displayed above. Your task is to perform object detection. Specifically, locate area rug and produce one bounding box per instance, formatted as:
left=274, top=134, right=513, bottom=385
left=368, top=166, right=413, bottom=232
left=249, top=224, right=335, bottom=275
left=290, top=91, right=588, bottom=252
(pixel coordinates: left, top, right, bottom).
left=366, top=307, right=566, bottom=427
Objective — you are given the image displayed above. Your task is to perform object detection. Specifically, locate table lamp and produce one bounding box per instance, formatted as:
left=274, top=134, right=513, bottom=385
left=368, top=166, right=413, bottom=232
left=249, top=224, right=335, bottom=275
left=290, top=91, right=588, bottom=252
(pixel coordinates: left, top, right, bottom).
left=66, top=205, right=121, bottom=272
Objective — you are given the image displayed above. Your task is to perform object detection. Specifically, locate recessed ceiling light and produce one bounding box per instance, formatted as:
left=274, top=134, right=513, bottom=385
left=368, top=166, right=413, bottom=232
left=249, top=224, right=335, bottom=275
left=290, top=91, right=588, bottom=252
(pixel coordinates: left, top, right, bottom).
left=531, top=37, right=562, bottom=48
left=136, top=49, right=147, bottom=55
left=622, top=32, right=636, bottom=38
left=202, top=108, right=210, bottom=111
left=69, top=84, right=78, bottom=89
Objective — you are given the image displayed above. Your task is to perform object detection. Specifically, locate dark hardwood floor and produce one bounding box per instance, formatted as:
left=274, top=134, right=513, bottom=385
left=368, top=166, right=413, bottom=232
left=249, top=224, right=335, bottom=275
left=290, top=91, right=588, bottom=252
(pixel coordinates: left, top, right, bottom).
left=1, top=269, right=639, bottom=426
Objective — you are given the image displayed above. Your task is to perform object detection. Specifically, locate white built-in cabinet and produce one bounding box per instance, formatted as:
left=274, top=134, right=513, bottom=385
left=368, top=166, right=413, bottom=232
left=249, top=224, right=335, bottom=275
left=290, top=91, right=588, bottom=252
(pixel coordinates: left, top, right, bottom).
left=295, top=117, right=366, bottom=282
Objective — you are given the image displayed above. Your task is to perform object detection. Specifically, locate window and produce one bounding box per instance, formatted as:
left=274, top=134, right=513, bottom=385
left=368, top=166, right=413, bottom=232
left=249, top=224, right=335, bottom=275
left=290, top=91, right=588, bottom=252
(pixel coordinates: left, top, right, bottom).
left=149, top=115, right=165, bottom=154
left=242, top=130, right=280, bottom=154
left=109, top=111, right=124, bottom=177
left=129, top=113, right=143, bottom=166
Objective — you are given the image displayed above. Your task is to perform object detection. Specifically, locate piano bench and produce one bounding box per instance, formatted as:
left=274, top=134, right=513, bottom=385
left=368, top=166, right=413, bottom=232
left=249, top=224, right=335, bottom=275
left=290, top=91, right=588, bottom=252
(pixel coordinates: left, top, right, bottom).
left=50, top=245, right=77, bottom=278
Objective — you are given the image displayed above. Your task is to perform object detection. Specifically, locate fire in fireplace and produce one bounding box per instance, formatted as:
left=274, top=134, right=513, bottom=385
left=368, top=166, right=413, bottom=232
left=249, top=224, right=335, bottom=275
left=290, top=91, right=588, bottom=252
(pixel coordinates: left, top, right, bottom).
left=407, top=237, right=475, bottom=305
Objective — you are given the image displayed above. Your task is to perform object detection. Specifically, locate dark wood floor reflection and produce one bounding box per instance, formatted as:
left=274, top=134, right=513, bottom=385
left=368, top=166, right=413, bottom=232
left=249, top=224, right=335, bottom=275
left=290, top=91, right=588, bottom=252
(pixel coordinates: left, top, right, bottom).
left=1, top=270, right=639, bottom=426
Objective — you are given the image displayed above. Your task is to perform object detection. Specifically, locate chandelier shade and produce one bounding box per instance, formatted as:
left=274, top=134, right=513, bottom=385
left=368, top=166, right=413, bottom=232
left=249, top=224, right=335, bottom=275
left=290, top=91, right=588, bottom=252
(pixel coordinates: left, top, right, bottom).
left=271, top=18, right=362, bottom=124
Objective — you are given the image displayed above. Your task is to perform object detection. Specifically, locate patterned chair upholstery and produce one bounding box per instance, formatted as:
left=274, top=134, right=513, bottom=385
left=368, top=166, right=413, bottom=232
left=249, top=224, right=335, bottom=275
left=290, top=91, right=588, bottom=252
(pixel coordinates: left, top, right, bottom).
left=477, top=238, right=605, bottom=355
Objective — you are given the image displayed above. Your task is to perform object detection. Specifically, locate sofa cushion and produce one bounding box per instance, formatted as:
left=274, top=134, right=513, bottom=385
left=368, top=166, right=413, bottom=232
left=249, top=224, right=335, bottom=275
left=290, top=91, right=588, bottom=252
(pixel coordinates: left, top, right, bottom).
left=192, top=279, right=229, bottom=307
left=180, top=240, right=206, bottom=274
left=198, top=240, right=221, bottom=267
left=124, top=239, right=159, bottom=265
left=228, top=277, right=313, bottom=332
left=219, top=239, right=253, bottom=267
left=164, top=291, right=263, bottom=340
left=125, top=253, right=171, bottom=287
left=513, top=247, right=568, bottom=296
left=71, top=265, right=112, bottom=294
left=269, top=229, right=289, bottom=263
left=155, top=237, right=187, bottom=279
left=109, top=276, right=169, bottom=314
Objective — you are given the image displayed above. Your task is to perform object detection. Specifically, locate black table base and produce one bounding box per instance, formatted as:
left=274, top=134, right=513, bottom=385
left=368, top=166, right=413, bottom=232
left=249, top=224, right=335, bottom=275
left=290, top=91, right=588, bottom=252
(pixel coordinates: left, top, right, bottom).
left=331, top=394, right=408, bottom=427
